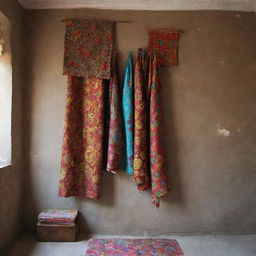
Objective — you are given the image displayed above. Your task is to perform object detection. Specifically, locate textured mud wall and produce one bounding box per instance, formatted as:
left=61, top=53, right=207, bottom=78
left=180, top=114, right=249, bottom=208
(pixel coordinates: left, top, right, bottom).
left=24, top=9, right=256, bottom=236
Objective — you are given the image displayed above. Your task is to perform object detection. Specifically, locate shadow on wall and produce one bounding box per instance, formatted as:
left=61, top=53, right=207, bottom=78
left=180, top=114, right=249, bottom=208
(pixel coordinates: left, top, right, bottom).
left=22, top=22, right=38, bottom=234
left=22, top=109, right=38, bottom=232
left=161, top=67, right=185, bottom=208
left=74, top=173, right=115, bottom=236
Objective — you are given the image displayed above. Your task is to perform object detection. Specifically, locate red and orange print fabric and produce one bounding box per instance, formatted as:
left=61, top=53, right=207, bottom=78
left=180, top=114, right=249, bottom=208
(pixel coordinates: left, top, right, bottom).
left=59, top=76, right=104, bottom=199
left=148, top=53, right=169, bottom=207
left=133, top=49, right=150, bottom=192
left=63, top=20, right=113, bottom=79
left=148, top=29, right=180, bottom=66
left=106, top=58, right=123, bottom=174
left=134, top=49, right=169, bottom=207
left=60, top=19, right=170, bottom=206
left=60, top=20, right=114, bottom=199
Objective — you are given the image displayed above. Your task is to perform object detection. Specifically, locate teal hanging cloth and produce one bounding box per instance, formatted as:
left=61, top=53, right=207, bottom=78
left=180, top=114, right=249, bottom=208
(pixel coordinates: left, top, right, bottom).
left=122, top=52, right=134, bottom=175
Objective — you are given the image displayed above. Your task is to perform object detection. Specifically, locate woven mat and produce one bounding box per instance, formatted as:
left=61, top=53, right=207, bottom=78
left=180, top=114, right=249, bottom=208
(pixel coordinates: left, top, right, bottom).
left=86, top=238, right=184, bottom=256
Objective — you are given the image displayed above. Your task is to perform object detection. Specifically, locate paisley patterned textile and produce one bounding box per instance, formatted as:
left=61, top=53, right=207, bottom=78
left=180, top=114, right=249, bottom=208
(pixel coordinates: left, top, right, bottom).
left=106, top=58, right=123, bottom=174
left=63, top=20, right=113, bottom=79
left=58, top=76, right=104, bottom=199
left=133, top=49, right=150, bottom=191
left=86, top=238, right=184, bottom=256
left=122, top=52, right=134, bottom=175
left=148, top=29, right=181, bottom=66
left=148, top=53, right=169, bottom=207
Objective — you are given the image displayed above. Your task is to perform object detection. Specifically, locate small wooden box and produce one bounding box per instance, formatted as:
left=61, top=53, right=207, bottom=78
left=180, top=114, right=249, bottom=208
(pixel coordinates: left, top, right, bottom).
left=37, top=222, right=78, bottom=242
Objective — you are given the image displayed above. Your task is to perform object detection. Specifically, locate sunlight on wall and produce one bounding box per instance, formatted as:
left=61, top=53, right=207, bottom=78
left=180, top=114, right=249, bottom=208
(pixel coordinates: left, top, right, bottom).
left=0, top=12, right=12, bottom=168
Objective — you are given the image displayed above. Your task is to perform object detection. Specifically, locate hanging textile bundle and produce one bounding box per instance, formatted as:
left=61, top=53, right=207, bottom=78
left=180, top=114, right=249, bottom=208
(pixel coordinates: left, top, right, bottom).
left=106, top=57, right=123, bottom=174
left=59, top=20, right=113, bottom=199
left=148, top=29, right=181, bottom=66
left=148, top=52, right=169, bottom=207
left=122, top=52, right=134, bottom=175
left=133, top=49, right=150, bottom=192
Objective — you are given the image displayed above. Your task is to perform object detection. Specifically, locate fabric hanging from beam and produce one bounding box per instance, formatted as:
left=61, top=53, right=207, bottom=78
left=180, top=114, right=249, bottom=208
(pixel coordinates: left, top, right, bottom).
left=63, top=20, right=113, bottom=79
left=122, top=52, right=134, bottom=175
left=133, top=49, right=150, bottom=192
left=148, top=29, right=180, bottom=66
left=148, top=52, right=169, bottom=207
left=106, top=57, right=123, bottom=174
left=59, top=76, right=105, bottom=199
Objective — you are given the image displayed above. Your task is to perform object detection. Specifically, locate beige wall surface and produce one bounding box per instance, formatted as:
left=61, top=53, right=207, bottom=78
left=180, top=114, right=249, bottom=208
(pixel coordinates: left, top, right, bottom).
left=0, top=0, right=24, bottom=254
left=24, top=9, right=256, bottom=236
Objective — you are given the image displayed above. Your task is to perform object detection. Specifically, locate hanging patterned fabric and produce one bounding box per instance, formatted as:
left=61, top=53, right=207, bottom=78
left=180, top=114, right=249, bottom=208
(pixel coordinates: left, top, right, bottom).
left=133, top=49, right=150, bottom=191
left=122, top=52, right=134, bottom=175
left=63, top=20, right=113, bottom=79
left=148, top=53, right=169, bottom=207
left=59, top=76, right=105, bottom=199
left=106, top=57, right=123, bottom=174
left=148, top=29, right=181, bottom=66
left=59, top=20, right=114, bottom=199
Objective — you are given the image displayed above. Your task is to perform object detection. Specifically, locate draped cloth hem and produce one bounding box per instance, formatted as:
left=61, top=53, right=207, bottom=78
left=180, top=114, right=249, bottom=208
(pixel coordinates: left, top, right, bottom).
left=58, top=76, right=104, bottom=200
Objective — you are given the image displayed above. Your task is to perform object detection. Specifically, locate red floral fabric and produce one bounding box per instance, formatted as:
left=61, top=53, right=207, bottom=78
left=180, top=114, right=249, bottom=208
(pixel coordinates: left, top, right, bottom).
left=148, top=29, right=180, bottom=66
left=148, top=53, right=169, bottom=207
left=58, top=76, right=104, bottom=199
left=106, top=58, right=123, bottom=173
left=86, top=238, right=184, bottom=256
left=133, top=49, right=150, bottom=192
left=63, top=20, right=113, bottom=79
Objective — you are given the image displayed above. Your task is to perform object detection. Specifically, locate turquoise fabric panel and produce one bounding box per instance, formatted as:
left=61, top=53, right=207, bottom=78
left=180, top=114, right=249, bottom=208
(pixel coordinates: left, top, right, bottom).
left=122, top=52, right=134, bottom=175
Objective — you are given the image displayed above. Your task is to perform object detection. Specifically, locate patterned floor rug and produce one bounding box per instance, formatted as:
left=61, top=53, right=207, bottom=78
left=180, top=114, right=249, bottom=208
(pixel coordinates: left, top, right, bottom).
left=86, top=238, right=184, bottom=256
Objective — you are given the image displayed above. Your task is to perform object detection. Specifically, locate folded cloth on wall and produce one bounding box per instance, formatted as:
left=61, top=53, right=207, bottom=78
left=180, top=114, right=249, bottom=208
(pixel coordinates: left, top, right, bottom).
left=122, top=52, right=134, bottom=175
left=63, top=20, right=113, bottom=79
left=106, top=57, right=123, bottom=174
left=59, top=76, right=105, bottom=199
left=38, top=209, right=78, bottom=224
left=148, top=29, right=181, bottom=66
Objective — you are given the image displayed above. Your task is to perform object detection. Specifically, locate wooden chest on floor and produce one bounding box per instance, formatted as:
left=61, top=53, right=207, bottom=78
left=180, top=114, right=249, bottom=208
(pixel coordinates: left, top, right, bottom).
left=37, top=222, right=78, bottom=242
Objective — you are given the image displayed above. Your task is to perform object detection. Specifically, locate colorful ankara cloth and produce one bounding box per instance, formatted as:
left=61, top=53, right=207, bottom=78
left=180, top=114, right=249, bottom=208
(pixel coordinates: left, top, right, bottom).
left=148, top=29, right=181, bottom=66
left=148, top=53, right=169, bottom=207
left=59, top=76, right=105, bottom=199
left=63, top=20, right=113, bottom=79
left=106, top=58, right=123, bottom=174
left=86, top=238, right=184, bottom=256
left=122, top=52, right=134, bottom=175
left=133, top=49, right=150, bottom=192
left=38, top=209, right=78, bottom=225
